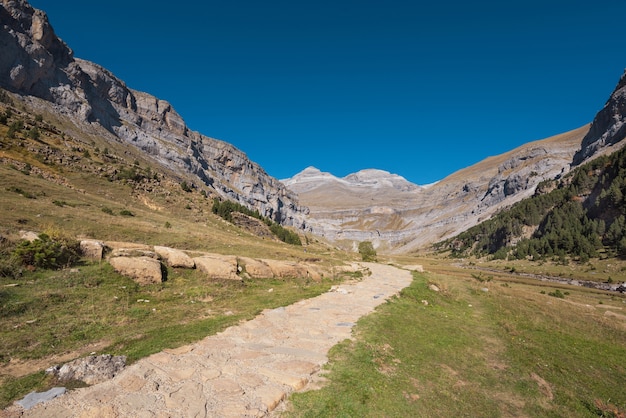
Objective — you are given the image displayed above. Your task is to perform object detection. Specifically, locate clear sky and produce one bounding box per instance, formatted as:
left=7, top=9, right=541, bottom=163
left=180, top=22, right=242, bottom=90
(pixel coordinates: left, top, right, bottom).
left=29, top=0, right=626, bottom=185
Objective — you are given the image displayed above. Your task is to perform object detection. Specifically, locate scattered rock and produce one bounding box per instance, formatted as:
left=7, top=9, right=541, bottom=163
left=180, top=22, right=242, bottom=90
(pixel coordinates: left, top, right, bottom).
left=429, top=284, right=440, bottom=292
left=481, top=287, right=489, bottom=292
left=80, top=239, right=106, bottom=260
left=19, top=230, right=40, bottom=242
left=193, top=255, right=239, bottom=280
left=109, top=256, right=163, bottom=284
left=154, top=246, right=195, bottom=268
left=16, top=387, right=66, bottom=410
left=47, top=355, right=126, bottom=385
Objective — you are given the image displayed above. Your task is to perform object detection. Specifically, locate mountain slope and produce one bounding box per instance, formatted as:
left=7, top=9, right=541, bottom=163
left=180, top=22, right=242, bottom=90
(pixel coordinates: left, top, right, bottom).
left=0, top=0, right=306, bottom=228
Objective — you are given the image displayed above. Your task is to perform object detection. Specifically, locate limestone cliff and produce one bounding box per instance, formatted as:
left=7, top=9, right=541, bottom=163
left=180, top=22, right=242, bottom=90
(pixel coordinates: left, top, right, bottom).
left=574, top=69, right=626, bottom=164
left=0, top=0, right=307, bottom=227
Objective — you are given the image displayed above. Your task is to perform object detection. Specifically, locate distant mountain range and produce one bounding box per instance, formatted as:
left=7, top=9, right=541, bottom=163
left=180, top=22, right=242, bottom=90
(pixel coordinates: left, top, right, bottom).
left=2, top=0, right=625, bottom=254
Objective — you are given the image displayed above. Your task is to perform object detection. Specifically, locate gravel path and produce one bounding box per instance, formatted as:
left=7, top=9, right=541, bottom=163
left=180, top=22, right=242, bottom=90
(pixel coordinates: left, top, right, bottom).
left=13, top=263, right=413, bottom=417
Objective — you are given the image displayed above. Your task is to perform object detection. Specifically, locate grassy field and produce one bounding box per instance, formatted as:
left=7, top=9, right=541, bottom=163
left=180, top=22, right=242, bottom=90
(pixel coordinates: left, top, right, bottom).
left=284, top=264, right=626, bottom=417
left=0, top=262, right=346, bottom=408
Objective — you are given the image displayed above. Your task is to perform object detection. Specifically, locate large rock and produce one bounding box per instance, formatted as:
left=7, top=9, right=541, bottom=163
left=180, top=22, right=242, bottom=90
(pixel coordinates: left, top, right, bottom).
left=80, top=239, right=105, bottom=260
left=108, top=256, right=163, bottom=284
left=47, top=355, right=126, bottom=385
left=238, top=257, right=274, bottom=279
left=261, top=259, right=309, bottom=279
left=154, top=246, right=195, bottom=268
left=193, top=255, right=239, bottom=280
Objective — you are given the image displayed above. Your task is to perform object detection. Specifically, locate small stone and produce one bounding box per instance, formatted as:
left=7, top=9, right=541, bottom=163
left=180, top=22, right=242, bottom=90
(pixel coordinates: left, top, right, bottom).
left=16, top=387, right=66, bottom=410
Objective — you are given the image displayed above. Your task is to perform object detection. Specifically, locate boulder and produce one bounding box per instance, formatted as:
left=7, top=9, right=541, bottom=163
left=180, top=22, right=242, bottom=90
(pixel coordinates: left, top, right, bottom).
left=262, top=259, right=308, bottom=279
left=80, top=239, right=105, bottom=260
left=48, top=355, right=126, bottom=385
left=193, top=255, right=239, bottom=280
left=238, top=257, right=274, bottom=279
left=109, top=256, right=163, bottom=284
left=154, top=246, right=195, bottom=268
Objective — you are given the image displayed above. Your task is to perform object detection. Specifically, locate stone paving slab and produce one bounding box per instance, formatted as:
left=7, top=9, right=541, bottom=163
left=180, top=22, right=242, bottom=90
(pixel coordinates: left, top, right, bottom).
left=10, top=263, right=413, bottom=417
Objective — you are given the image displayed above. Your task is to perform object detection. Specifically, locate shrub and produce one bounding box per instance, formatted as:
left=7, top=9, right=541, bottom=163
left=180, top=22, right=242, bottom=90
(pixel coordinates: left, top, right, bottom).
left=27, top=127, right=40, bottom=140
left=101, top=207, right=114, bottom=215
left=548, top=289, right=565, bottom=299
left=358, top=241, right=377, bottom=262
left=181, top=181, right=192, bottom=192
left=12, top=233, right=80, bottom=270
left=119, top=210, right=134, bottom=217
left=0, top=236, right=22, bottom=278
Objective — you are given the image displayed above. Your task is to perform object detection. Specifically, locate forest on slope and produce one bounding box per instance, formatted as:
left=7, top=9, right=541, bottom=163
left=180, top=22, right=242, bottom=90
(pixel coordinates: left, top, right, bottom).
left=440, top=146, right=626, bottom=262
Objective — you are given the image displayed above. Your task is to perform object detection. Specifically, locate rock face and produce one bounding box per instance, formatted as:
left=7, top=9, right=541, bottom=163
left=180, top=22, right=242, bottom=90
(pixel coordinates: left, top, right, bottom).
left=0, top=0, right=307, bottom=228
left=574, top=70, right=626, bottom=164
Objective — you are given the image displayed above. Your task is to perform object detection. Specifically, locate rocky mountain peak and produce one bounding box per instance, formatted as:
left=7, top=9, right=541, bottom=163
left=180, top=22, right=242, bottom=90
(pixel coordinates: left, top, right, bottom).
left=343, top=169, right=420, bottom=191
left=0, top=0, right=308, bottom=228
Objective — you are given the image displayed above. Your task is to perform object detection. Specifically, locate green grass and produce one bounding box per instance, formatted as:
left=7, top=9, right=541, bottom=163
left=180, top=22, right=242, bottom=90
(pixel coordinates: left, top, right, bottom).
left=0, top=262, right=335, bottom=408
left=285, top=270, right=626, bottom=417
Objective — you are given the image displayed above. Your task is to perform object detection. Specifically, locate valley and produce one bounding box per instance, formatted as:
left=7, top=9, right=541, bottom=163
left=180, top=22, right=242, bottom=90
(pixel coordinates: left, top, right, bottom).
left=1, top=0, right=625, bottom=416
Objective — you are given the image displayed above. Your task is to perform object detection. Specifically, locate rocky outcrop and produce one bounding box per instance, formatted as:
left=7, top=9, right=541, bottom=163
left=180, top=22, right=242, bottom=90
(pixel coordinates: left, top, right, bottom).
left=193, top=255, right=239, bottom=280
left=108, top=256, right=163, bottom=285
left=79, top=239, right=105, bottom=260
left=154, top=246, right=195, bottom=269
left=574, top=69, right=626, bottom=165
left=0, top=0, right=307, bottom=228
left=47, top=355, right=126, bottom=385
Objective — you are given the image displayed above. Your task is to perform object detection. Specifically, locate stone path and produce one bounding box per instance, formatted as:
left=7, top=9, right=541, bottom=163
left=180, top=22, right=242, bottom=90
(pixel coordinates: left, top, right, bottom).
left=13, top=263, right=413, bottom=417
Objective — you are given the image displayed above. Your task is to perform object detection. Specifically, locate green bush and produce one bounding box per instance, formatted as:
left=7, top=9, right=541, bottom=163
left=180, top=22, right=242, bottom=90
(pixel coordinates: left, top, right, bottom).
left=12, top=234, right=81, bottom=270
left=101, top=207, right=114, bottom=215
left=181, top=181, right=192, bottom=192
left=548, top=289, right=565, bottom=299
left=358, top=241, right=377, bottom=262
left=0, top=237, right=22, bottom=278
left=119, top=210, right=134, bottom=217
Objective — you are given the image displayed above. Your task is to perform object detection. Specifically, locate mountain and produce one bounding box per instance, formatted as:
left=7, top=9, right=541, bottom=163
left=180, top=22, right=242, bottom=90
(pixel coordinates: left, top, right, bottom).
left=283, top=126, right=589, bottom=252
left=0, top=0, right=306, bottom=228
left=283, top=67, right=626, bottom=253
left=3, top=0, right=626, bottom=257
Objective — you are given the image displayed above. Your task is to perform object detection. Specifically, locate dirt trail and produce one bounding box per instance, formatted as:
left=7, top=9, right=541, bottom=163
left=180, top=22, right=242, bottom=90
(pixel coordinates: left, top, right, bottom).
left=10, top=263, right=414, bottom=417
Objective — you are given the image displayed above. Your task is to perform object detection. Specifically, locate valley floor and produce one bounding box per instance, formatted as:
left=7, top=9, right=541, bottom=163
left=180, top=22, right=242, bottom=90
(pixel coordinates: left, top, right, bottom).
left=4, top=263, right=413, bottom=417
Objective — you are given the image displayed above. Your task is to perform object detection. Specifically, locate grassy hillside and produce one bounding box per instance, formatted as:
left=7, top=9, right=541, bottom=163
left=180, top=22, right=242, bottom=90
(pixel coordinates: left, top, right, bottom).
left=0, top=92, right=360, bottom=408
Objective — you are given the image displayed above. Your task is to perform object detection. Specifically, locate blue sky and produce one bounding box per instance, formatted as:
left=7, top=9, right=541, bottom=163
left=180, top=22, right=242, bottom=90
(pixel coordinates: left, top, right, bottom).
left=30, top=0, right=626, bottom=185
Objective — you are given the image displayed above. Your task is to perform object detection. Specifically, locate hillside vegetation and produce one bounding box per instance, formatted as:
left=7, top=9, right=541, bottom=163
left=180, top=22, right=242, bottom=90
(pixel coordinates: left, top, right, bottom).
left=441, top=145, right=626, bottom=264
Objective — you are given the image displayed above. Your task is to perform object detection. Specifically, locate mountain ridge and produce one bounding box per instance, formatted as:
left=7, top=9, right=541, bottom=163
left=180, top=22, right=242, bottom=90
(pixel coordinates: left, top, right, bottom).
left=0, top=0, right=308, bottom=228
